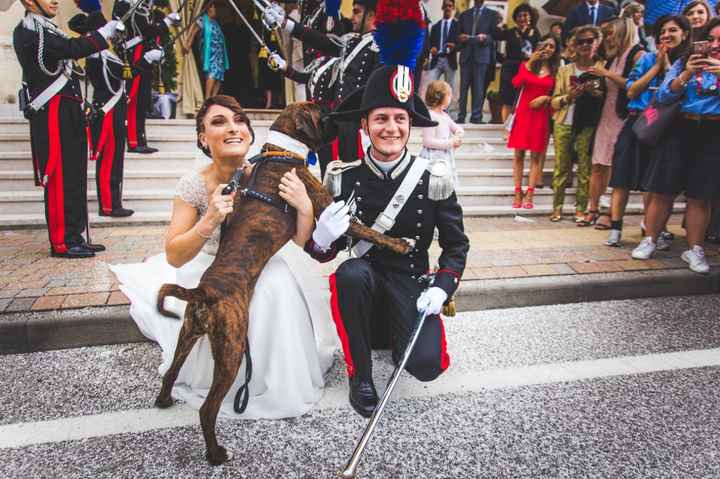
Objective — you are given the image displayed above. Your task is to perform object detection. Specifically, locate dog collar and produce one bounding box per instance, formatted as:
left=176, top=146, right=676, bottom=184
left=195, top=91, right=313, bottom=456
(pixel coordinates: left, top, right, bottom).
left=265, top=130, right=310, bottom=160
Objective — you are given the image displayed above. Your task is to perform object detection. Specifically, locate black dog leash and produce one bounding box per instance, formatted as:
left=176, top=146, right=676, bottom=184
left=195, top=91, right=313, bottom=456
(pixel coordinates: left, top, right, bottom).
left=233, top=340, right=252, bottom=414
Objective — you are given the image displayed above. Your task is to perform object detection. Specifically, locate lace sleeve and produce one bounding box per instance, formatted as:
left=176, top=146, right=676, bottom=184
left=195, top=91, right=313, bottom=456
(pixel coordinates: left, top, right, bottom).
left=175, top=171, right=207, bottom=215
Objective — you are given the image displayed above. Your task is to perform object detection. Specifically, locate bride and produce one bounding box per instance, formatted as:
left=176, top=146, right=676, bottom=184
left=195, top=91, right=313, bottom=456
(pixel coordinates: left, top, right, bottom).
left=111, top=95, right=337, bottom=419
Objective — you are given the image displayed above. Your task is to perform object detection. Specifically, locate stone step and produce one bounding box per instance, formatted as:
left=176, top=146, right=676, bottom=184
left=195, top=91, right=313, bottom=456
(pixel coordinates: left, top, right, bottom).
left=0, top=185, right=640, bottom=215
left=462, top=202, right=687, bottom=217
left=456, top=186, right=645, bottom=207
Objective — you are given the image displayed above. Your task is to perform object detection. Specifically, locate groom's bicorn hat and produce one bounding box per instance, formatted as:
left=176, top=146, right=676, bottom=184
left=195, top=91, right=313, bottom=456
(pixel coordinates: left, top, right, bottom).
left=330, top=65, right=437, bottom=128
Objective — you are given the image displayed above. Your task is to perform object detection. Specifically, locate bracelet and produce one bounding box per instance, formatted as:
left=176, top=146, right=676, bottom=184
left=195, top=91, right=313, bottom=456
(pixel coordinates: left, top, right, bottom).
left=193, top=224, right=214, bottom=240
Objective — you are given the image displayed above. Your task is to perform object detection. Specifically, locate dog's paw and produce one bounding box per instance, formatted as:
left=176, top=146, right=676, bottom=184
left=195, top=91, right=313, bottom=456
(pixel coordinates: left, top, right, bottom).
left=206, top=445, right=232, bottom=466
left=154, top=394, right=174, bottom=409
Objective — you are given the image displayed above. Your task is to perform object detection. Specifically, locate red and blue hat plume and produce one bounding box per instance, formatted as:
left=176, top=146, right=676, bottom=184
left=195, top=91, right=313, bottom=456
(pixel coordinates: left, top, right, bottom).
left=373, top=0, right=426, bottom=70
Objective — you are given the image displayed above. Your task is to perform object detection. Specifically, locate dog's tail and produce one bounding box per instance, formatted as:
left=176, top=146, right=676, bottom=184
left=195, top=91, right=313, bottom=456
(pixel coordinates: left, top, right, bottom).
left=157, top=283, right=207, bottom=319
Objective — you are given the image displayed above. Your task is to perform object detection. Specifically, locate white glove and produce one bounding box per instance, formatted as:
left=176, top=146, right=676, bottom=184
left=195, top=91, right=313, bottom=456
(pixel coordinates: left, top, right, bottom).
left=262, top=3, right=286, bottom=30
left=98, top=20, right=124, bottom=40
left=312, top=201, right=350, bottom=250
left=269, top=53, right=287, bottom=71
left=143, top=49, right=164, bottom=64
left=416, top=287, right=448, bottom=316
left=163, top=12, right=181, bottom=27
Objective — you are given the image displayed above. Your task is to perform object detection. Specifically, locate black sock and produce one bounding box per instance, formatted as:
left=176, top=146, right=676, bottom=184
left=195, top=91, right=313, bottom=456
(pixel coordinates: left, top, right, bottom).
left=611, top=220, right=623, bottom=231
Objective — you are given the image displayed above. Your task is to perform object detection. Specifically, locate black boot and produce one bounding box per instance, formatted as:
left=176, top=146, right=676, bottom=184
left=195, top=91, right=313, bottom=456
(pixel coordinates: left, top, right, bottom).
left=348, top=376, right=378, bottom=418
left=99, top=207, right=134, bottom=218
left=82, top=241, right=106, bottom=252
left=50, top=245, right=95, bottom=259
left=127, top=145, right=158, bottom=154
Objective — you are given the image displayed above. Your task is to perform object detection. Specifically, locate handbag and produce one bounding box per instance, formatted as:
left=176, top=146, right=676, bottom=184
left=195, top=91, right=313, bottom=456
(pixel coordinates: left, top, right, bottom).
left=632, top=94, right=683, bottom=146
left=504, top=88, right=524, bottom=133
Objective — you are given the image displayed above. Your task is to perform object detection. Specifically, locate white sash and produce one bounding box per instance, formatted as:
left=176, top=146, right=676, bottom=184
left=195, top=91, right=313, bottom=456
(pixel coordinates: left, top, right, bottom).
left=28, top=63, right=71, bottom=112
left=351, top=157, right=428, bottom=258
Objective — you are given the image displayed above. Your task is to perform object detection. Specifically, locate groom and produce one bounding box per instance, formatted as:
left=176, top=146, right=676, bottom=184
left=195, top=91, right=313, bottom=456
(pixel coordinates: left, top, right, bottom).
left=305, top=64, right=469, bottom=417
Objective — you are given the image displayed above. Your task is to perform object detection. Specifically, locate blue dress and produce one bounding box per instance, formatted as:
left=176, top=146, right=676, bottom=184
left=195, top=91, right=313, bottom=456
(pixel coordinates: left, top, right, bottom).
left=199, top=14, right=229, bottom=81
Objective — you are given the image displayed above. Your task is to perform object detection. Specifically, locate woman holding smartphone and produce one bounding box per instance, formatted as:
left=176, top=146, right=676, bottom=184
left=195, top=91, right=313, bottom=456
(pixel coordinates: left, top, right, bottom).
left=606, top=15, right=691, bottom=247
left=633, top=17, right=720, bottom=274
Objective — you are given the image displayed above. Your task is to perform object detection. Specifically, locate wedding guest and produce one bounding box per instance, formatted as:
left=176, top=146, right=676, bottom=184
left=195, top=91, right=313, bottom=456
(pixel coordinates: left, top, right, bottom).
left=421, top=80, right=464, bottom=188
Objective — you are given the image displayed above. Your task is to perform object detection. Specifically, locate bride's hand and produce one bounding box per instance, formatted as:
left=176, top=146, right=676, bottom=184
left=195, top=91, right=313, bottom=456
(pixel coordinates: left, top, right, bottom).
left=206, top=184, right=235, bottom=227
left=279, top=168, right=312, bottom=217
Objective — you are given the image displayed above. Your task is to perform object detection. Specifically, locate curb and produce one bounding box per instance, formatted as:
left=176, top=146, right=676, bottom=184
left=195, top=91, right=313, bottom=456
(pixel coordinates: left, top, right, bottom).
left=2, top=269, right=719, bottom=355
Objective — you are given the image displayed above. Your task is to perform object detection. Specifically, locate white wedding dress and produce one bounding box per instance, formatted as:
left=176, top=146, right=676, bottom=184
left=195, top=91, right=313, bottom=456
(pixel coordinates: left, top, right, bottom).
left=110, top=170, right=338, bottom=419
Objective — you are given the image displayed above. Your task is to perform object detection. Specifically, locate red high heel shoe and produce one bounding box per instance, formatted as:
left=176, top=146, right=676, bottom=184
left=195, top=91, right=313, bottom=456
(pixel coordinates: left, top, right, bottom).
left=512, top=186, right=524, bottom=209
left=523, top=187, right=535, bottom=209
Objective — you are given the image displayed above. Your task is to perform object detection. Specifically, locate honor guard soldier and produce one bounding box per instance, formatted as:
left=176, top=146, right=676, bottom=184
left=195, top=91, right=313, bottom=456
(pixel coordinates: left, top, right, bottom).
left=263, top=0, right=380, bottom=165
left=304, top=64, right=470, bottom=417
left=69, top=12, right=164, bottom=218
left=13, top=0, right=123, bottom=258
left=112, top=0, right=180, bottom=153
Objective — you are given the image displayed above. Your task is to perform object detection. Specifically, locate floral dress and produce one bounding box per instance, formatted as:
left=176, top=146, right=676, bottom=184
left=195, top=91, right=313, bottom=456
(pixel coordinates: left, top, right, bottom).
left=199, top=14, right=229, bottom=81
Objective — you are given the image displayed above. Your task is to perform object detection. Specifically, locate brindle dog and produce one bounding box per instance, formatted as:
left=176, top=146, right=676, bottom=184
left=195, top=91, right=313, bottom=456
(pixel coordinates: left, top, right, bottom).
left=154, top=102, right=411, bottom=466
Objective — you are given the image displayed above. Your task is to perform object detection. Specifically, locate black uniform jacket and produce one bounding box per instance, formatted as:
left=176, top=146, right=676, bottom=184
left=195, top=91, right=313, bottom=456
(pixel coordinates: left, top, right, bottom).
left=290, top=23, right=380, bottom=102
left=13, top=20, right=108, bottom=102
left=305, top=151, right=470, bottom=299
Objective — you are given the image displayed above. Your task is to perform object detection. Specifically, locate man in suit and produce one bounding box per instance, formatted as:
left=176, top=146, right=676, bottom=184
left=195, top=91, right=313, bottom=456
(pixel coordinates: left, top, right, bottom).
left=428, top=0, right=460, bottom=98
left=457, top=0, right=502, bottom=124
left=564, top=0, right=616, bottom=38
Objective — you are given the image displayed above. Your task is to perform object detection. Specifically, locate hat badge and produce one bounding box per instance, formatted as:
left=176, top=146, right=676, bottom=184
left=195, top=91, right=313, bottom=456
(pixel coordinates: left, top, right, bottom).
left=390, top=65, right=413, bottom=104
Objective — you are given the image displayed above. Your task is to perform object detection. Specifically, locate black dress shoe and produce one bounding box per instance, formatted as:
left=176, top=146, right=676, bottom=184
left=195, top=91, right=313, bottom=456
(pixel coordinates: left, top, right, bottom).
left=82, top=242, right=106, bottom=252
left=348, top=376, right=378, bottom=418
left=99, top=207, right=134, bottom=217
left=455, top=117, right=466, bottom=124
left=470, top=119, right=485, bottom=124
left=127, top=145, right=158, bottom=154
left=50, top=245, right=95, bottom=259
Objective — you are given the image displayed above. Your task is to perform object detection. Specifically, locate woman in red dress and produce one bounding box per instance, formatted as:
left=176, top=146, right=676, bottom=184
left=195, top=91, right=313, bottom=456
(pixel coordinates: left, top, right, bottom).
left=507, top=35, right=560, bottom=209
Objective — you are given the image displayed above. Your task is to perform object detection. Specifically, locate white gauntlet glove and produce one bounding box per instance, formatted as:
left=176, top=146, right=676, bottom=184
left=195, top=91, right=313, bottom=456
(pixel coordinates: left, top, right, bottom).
left=163, top=12, right=181, bottom=27
left=143, top=49, right=164, bottom=64
left=312, top=201, right=350, bottom=251
left=98, top=20, right=125, bottom=40
left=268, top=53, right=287, bottom=71
left=416, top=287, right=448, bottom=316
left=262, top=3, right=287, bottom=30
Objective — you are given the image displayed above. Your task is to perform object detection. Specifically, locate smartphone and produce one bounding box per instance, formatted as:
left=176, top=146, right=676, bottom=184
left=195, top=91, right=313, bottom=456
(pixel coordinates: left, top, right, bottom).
left=692, top=40, right=710, bottom=56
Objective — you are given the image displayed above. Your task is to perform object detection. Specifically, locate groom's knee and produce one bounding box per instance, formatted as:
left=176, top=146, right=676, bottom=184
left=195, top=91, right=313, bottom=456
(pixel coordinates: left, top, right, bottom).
left=335, top=258, right=375, bottom=294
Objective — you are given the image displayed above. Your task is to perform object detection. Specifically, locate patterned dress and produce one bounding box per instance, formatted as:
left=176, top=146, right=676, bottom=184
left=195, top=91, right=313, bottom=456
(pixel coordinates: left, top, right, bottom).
left=199, top=14, right=229, bottom=81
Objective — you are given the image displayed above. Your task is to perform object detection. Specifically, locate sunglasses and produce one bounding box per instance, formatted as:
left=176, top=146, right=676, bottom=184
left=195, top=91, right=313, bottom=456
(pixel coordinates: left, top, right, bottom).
left=575, top=38, right=596, bottom=46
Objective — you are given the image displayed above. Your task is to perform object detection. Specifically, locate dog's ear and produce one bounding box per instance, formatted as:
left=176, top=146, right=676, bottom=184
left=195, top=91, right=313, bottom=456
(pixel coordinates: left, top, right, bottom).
left=292, top=107, right=322, bottom=149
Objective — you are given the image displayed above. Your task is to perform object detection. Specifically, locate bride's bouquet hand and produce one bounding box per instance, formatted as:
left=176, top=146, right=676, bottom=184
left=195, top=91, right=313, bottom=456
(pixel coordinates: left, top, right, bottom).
left=207, top=184, right=236, bottom=227
left=279, top=168, right=312, bottom=217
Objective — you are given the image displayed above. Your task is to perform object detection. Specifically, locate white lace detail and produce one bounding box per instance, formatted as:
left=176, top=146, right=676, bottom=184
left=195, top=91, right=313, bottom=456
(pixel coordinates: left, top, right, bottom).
left=175, top=170, right=219, bottom=255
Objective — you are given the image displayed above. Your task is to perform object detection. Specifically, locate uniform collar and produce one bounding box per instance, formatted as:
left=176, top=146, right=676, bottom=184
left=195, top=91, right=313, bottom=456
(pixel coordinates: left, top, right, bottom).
left=364, top=148, right=412, bottom=180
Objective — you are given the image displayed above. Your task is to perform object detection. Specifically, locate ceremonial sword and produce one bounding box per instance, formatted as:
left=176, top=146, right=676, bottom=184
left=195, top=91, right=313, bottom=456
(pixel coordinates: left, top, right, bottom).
left=226, top=0, right=282, bottom=71
left=339, top=278, right=436, bottom=478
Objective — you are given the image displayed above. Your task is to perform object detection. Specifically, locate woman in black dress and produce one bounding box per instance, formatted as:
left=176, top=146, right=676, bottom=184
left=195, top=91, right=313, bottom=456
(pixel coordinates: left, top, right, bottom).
left=497, top=4, right=541, bottom=123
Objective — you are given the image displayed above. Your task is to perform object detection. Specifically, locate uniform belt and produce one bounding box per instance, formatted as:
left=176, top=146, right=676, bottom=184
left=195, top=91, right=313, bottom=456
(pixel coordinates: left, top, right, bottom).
left=683, top=113, right=720, bottom=122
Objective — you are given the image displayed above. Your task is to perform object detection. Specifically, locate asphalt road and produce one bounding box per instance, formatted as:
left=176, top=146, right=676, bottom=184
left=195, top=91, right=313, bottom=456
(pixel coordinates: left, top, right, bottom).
left=2, top=294, right=720, bottom=478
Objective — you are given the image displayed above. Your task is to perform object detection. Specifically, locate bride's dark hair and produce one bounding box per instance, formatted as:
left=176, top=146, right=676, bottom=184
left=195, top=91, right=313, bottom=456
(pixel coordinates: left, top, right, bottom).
left=195, top=95, right=255, bottom=157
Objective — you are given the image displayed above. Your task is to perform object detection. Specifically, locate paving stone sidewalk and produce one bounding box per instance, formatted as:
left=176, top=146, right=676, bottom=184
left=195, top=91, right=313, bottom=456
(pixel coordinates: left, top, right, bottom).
left=0, top=214, right=718, bottom=315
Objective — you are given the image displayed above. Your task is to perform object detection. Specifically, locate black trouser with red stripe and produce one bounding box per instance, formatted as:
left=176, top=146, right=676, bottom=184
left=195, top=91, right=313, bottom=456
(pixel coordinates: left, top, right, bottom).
left=29, top=96, right=88, bottom=254
left=92, top=99, right=127, bottom=214
left=329, top=258, right=450, bottom=382
left=127, top=44, right=151, bottom=149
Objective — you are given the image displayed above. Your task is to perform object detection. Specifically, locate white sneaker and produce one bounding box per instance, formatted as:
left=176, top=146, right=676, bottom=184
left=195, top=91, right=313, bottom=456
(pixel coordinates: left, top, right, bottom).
left=632, top=236, right=656, bottom=259
left=681, top=246, right=710, bottom=274
left=605, top=229, right=622, bottom=247
left=656, top=234, right=671, bottom=251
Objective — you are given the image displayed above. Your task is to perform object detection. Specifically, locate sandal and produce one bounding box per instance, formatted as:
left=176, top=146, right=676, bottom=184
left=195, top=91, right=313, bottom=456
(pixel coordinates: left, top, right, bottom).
left=523, top=187, right=535, bottom=209
left=550, top=207, right=563, bottom=222
left=512, top=186, right=524, bottom=209
left=576, top=209, right=598, bottom=227
left=594, top=213, right=612, bottom=230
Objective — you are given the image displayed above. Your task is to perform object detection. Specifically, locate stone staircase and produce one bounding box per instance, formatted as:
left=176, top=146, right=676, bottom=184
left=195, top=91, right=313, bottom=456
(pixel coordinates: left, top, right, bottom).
left=0, top=115, right=670, bottom=228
